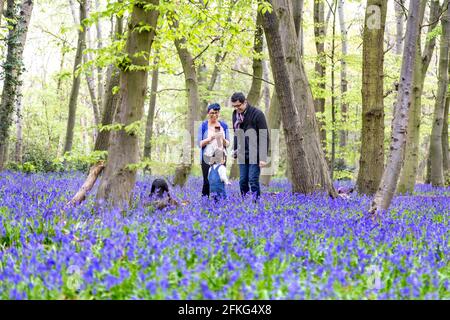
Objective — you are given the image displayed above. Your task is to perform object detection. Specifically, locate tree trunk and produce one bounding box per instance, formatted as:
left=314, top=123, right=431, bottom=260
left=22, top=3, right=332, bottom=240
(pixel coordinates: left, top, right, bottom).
left=356, top=0, right=388, bottom=195
left=0, top=142, right=8, bottom=166
left=443, top=64, right=450, bottom=175
left=261, top=0, right=337, bottom=197
left=262, top=44, right=271, bottom=115
left=260, top=92, right=281, bottom=186
left=397, top=0, right=440, bottom=193
left=337, top=0, right=348, bottom=167
left=83, top=0, right=100, bottom=126
left=68, top=39, right=122, bottom=206
left=0, top=0, right=4, bottom=26
left=95, top=0, right=103, bottom=111
left=198, top=54, right=222, bottom=120
left=144, top=59, right=159, bottom=160
left=429, top=0, right=449, bottom=187
left=330, top=0, right=337, bottom=178
left=173, top=31, right=200, bottom=187
left=94, top=67, right=120, bottom=152
left=63, top=0, right=87, bottom=155
left=370, top=0, right=421, bottom=215
left=0, top=0, right=34, bottom=170
left=96, top=0, right=159, bottom=208
left=395, top=0, right=404, bottom=55
left=292, top=0, right=303, bottom=56
left=246, top=12, right=264, bottom=106
left=230, top=9, right=266, bottom=181
left=80, top=115, right=89, bottom=154
left=68, top=0, right=78, bottom=24
left=94, top=14, right=123, bottom=149
left=313, top=0, right=327, bottom=153
left=15, top=91, right=23, bottom=163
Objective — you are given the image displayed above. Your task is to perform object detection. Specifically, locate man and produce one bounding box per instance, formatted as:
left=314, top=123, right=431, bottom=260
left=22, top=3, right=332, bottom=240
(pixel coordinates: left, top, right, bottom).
left=231, top=92, right=269, bottom=199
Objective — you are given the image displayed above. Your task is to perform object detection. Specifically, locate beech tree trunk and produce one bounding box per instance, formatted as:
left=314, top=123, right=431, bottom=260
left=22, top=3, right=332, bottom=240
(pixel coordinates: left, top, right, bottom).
left=262, top=45, right=271, bottom=115
left=313, top=0, right=327, bottom=152
left=443, top=63, right=450, bottom=175
left=370, top=0, right=421, bottom=214
left=261, top=0, right=336, bottom=197
left=395, top=0, right=404, bottom=55
left=260, top=92, right=281, bottom=186
left=398, top=0, right=440, bottom=193
left=356, top=0, right=388, bottom=195
left=15, top=92, right=23, bottom=163
left=96, top=0, right=159, bottom=208
left=0, top=0, right=34, bottom=170
left=247, top=12, right=264, bottom=106
left=172, top=21, right=200, bottom=187
left=230, top=9, right=265, bottom=180
left=0, top=0, right=4, bottom=26
left=330, top=0, right=337, bottom=178
left=429, top=0, right=449, bottom=186
left=144, top=59, right=159, bottom=160
left=95, top=0, right=103, bottom=111
left=63, top=0, right=87, bottom=154
left=292, top=0, right=303, bottom=56
left=84, top=0, right=101, bottom=126
left=337, top=0, right=348, bottom=166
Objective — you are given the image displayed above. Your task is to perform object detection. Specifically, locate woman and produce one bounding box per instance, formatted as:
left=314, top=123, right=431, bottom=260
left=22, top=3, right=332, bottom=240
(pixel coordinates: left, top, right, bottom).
left=198, top=103, right=230, bottom=197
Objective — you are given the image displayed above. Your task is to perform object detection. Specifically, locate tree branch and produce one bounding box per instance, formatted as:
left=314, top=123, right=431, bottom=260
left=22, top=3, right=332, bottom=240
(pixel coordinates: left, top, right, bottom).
left=192, top=36, right=221, bottom=62
left=231, top=68, right=274, bottom=85
left=155, top=88, right=188, bottom=94
left=420, top=5, right=448, bottom=29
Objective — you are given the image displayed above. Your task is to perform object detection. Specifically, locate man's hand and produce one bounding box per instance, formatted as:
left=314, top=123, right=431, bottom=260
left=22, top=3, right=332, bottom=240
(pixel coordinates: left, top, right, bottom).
left=259, top=161, right=267, bottom=168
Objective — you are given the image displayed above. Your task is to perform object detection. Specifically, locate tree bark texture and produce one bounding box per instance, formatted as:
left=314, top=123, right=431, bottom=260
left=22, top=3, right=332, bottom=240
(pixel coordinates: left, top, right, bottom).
left=96, top=0, right=159, bottom=208
left=443, top=62, right=450, bottom=175
left=338, top=0, right=348, bottom=163
left=15, top=90, right=23, bottom=163
left=63, top=0, right=87, bottom=154
left=260, top=92, right=281, bottom=186
left=84, top=0, right=101, bottom=126
left=173, top=35, right=200, bottom=187
left=429, top=0, right=449, bottom=186
left=395, top=0, right=404, bottom=55
left=262, top=0, right=336, bottom=196
left=69, top=17, right=123, bottom=207
left=313, top=0, right=327, bottom=152
left=356, top=0, right=388, bottom=195
left=246, top=12, right=264, bottom=106
left=144, top=60, right=159, bottom=159
left=0, top=0, right=34, bottom=170
left=370, top=0, right=421, bottom=214
left=0, top=0, right=5, bottom=26
left=398, top=0, right=440, bottom=193
left=95, top=0, right=104, bottom=110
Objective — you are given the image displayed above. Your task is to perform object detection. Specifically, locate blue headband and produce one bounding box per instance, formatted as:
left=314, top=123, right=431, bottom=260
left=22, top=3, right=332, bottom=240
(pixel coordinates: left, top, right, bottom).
left=207, top=103, right=221, bottom=112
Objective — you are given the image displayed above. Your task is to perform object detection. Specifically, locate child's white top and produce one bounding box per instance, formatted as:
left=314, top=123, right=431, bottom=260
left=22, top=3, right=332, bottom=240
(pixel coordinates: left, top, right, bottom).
left=208, top=164, right=229, bottom=184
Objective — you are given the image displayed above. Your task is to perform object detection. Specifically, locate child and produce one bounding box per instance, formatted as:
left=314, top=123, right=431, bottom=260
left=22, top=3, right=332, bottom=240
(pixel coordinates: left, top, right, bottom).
left=208, top=149, right=230, bottom=200
left=149, top=178, right=179, bottom=210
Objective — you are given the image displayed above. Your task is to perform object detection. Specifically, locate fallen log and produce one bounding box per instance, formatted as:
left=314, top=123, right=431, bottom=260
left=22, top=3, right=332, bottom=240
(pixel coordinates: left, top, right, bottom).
left=67, top=161, right=105, bottom=207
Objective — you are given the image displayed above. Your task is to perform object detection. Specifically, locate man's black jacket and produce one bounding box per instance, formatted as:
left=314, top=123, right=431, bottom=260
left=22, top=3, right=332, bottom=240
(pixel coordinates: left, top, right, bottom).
left=232, top=105, right=269, bottom=164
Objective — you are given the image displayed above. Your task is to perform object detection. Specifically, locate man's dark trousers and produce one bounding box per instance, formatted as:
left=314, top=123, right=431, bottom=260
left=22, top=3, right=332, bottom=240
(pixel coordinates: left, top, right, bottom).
left=239, top=163, right=261, bottom=198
